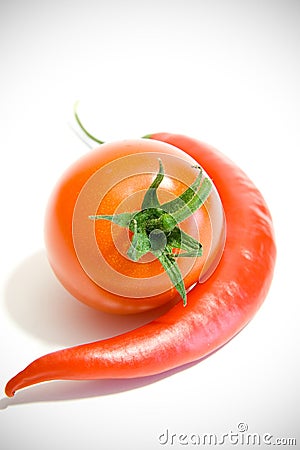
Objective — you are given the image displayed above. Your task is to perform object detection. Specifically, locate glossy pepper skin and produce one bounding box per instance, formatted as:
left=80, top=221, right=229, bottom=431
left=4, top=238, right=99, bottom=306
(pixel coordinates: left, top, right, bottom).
left=5, top=133, right=276, bottom=397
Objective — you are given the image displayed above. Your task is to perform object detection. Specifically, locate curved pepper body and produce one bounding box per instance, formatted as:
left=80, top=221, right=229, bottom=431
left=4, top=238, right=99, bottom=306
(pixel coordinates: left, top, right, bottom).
left=5, top=133, right=276, bottom=397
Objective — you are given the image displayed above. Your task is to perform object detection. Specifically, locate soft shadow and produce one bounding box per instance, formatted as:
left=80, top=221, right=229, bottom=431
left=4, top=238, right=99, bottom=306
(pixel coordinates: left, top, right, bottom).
left=0, top=361, right=199, bottom=409
left=3, top=250, right=193, bottom=405
left=4, top=250, right=176, bottom=347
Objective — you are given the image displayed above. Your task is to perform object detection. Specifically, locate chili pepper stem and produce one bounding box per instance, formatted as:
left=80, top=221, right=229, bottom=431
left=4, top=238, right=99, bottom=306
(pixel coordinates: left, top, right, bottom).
left=74, top=101, right=105, bottom=145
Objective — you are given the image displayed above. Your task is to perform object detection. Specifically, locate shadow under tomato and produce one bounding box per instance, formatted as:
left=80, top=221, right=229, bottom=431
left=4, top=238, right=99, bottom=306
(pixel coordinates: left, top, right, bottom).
left=4, top=250, right=176, bottom=347
left=3, top=250, right=196, bottom=406
left=2, top=250, right=239, bottom=408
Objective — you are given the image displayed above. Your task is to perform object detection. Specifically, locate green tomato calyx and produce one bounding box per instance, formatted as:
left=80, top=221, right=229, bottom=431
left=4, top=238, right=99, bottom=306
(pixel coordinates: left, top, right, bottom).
left=89, top=159, right=212, bottom=306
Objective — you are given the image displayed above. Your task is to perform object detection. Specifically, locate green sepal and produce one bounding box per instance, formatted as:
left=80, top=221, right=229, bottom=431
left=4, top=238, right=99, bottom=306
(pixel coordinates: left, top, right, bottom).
left=167, top=227, right=203, bottom=257
left=89, top=212, right=136, bottom=228
left=141, top=159, right=164, bottom=209
left=127, top=219, right=151, bottom=261
left=172, top=177, right=212, bottom=223
left=155, top=251, right=187, bottom=306
left=161, top=166, right=203, bottom=214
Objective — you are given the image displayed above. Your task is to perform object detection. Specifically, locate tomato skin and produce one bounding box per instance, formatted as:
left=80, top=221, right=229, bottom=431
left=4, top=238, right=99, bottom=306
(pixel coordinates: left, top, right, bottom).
left=44, top=138, right=223, bottom=314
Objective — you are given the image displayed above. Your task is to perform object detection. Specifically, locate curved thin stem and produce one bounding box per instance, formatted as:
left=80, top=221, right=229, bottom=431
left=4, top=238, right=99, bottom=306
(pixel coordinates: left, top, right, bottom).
left=74, top=101, right=105, bottom=145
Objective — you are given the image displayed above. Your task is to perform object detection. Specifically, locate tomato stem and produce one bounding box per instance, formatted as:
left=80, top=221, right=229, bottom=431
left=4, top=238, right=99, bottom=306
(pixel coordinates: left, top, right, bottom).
left=89, top=160, right=212, bottom=305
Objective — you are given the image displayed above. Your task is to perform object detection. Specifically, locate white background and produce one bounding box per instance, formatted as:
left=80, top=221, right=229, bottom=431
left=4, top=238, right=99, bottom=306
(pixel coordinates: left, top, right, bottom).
left=0, top=1, right=299, bottom=449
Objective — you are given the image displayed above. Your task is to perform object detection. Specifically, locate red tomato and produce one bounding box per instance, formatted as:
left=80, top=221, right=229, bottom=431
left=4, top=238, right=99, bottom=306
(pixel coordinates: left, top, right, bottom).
left=45, top=139, right=225, bottom=314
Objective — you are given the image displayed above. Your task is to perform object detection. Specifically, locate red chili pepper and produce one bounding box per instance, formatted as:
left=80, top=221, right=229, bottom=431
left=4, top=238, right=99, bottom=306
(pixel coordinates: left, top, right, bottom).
left=5, top=133, right=276, bottom=397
